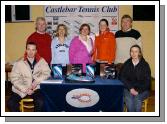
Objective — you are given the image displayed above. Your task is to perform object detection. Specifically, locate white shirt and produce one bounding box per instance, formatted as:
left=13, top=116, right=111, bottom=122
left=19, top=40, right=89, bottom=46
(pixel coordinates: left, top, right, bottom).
left=79, top=35, right=92, bottom=53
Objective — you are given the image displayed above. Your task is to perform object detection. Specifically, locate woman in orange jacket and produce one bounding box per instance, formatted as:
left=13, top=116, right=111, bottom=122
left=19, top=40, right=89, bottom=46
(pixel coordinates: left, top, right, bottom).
left=93, top=19, right=116, bottom=74
left=93, top=19, right=116, bottom=63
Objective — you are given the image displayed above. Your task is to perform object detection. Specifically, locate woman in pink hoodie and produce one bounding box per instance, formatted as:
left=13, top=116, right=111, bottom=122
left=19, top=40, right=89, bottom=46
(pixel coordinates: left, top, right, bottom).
left=69, top=24, right=93, bottom=73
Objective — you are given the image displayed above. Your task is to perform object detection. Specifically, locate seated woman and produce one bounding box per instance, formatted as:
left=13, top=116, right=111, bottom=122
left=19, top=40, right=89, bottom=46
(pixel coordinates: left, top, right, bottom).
left=51, top=24, right=71, bottom=74
left=69, top=23, right=93, bottom=73
left=119, top=45, right=151, bottom=112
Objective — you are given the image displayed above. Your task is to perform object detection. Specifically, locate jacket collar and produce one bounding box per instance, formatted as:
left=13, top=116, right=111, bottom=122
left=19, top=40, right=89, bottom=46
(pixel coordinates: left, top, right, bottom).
left=99, top=28, right=110, bottom=35
left=128, top=57, right=145, bottom=66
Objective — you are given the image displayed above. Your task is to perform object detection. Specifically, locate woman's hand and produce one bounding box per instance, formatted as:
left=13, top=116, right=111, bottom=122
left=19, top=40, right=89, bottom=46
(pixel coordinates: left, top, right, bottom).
left=130, top=88, right=138, bottom=96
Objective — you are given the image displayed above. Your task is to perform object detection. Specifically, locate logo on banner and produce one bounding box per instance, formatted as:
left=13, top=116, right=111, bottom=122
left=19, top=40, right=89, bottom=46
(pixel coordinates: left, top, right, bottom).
left=111, top=17, right=117, bottom=25
left=66, top=88, right=100, bottom=108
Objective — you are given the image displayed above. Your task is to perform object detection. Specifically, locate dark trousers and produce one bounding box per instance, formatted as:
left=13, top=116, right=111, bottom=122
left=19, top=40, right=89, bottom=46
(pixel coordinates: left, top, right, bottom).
left=7, top=89, right=44, bottom=112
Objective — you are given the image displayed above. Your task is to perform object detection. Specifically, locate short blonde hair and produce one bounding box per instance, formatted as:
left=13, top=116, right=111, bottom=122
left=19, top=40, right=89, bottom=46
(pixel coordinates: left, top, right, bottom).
left=35, top=17, right=46, bottom=24
left=55, top=24, right=68, bottom=37
left=35, top=17, right=46, bottom=31
left=121, top=14, right=133, bottom=23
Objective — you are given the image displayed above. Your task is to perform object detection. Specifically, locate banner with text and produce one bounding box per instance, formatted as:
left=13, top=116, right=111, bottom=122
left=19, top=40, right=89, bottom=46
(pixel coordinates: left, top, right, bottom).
left=44, top=5, right=119, bottom=39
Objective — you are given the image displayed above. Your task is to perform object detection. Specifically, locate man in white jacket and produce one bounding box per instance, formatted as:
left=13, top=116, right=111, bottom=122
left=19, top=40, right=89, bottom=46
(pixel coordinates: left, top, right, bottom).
left=7, top=42, right=51, bottom=112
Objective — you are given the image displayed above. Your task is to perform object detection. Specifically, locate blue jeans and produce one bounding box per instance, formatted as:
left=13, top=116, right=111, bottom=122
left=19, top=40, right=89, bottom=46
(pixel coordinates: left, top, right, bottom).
left=124, top=89, right=149, bottom=112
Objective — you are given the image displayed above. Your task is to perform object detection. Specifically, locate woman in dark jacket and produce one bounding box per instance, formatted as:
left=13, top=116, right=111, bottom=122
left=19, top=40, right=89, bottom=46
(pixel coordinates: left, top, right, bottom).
left=119, top=45, right=151, bottom=112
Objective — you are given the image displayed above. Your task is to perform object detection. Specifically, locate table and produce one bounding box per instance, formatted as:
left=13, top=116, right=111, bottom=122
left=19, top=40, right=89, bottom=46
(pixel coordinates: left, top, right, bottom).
left=40, top=77, right=124, bottom=112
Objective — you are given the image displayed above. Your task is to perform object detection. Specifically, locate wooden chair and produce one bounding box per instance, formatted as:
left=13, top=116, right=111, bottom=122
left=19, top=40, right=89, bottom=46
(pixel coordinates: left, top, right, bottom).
left=19, top=98, right=34, bottom=112
left=124, top=98, right=149, bottom=112
left=142, top=98, right=149, bottom=112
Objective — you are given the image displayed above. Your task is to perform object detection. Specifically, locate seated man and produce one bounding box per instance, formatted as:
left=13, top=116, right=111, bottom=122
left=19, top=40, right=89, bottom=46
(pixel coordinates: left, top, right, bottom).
left=7, top=42, right=51, bottom=112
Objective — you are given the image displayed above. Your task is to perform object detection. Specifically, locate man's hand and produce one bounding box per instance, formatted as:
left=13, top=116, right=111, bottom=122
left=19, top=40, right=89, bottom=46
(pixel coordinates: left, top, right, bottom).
left=26, top=88, right=34, bottom=95
left=130, top=88, right=138, bottom=96
left=31, top=80, right=38, bottom=90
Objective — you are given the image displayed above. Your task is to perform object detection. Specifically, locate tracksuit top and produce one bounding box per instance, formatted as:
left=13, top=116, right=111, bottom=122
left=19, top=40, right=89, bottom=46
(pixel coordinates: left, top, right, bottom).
left=93, top=31, right=116, bottom=63
left=51, top=37, right=71, bottom=66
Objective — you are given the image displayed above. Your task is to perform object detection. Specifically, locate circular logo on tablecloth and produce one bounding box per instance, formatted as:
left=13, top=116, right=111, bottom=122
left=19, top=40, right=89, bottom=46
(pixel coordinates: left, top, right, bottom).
left=66, top=88, right=100, bottom=108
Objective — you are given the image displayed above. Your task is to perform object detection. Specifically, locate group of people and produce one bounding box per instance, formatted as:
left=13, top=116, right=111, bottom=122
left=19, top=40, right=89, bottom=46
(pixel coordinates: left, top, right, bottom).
left=7, top=14, right=151, bottom=112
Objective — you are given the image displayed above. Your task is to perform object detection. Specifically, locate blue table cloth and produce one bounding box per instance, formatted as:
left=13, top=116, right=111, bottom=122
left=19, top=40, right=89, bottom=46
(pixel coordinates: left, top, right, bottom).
left=40, top=77, right=124, bottom=112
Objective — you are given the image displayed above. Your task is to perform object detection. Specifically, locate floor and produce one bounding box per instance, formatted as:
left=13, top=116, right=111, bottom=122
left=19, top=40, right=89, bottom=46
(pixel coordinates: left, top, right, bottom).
left=5, top=82, right=155, bottom=112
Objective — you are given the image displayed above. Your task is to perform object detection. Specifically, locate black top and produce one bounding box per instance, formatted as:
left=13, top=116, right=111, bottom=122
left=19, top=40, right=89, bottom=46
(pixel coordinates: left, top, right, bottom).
left=115, top=29, right=141, bottom=40
left=119, top=57, right=151, bottom=93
